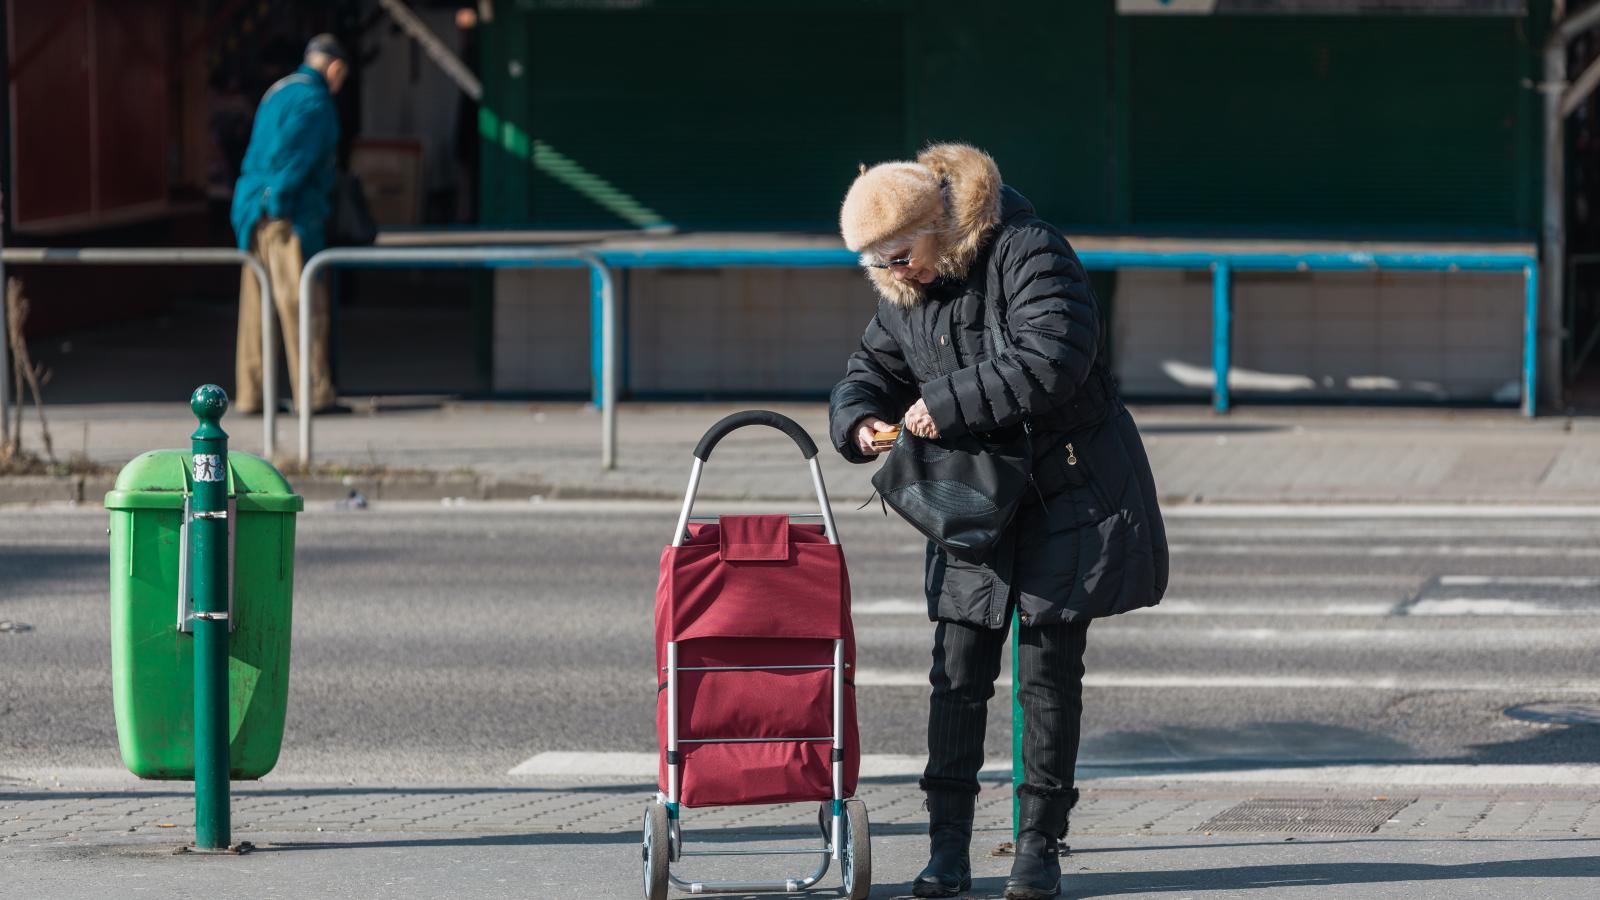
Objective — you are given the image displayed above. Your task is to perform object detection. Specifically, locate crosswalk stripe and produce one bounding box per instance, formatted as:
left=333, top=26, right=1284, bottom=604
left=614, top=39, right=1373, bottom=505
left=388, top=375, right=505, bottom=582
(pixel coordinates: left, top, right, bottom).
left=1438, top=575, right=1600, bottom=588
left=508, top=751, right=1009, bottom=778
left=853, top=670, right=1600, bottom=692
left=1170, top=544, right=1600, bottom=557
left=508, top=753, right=1600, bottom=786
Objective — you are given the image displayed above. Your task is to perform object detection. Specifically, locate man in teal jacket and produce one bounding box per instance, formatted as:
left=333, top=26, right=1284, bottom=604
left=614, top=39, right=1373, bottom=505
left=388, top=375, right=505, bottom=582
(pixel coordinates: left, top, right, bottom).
left=231, top=34, right=347, bottom=414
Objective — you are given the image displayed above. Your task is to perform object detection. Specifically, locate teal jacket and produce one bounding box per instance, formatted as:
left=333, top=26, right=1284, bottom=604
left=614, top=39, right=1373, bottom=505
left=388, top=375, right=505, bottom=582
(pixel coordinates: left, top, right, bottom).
left=231, top=65, right=340, bottom=257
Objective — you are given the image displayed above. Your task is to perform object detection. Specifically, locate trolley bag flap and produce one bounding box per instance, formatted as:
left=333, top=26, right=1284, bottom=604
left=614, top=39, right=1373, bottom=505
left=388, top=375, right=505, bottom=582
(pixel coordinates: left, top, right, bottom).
left=717, top=515, right=790, bottom=562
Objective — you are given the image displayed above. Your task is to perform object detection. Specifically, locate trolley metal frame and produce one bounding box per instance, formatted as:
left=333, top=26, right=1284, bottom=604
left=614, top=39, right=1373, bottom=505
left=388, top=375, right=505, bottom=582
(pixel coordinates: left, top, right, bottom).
left=645, top=413, right=867, bottom=899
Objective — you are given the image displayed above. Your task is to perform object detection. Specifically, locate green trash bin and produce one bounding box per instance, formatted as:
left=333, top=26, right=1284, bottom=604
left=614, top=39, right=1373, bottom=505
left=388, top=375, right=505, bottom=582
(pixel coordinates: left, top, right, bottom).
left=105, top=449, right=303, bottom=780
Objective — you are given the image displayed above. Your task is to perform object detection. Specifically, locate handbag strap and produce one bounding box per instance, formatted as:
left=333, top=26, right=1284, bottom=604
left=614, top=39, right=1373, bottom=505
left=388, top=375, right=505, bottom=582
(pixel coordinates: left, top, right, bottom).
left=984, top=289, right=1010, bottom=357
left=981, top=287, right=1033, bottom=435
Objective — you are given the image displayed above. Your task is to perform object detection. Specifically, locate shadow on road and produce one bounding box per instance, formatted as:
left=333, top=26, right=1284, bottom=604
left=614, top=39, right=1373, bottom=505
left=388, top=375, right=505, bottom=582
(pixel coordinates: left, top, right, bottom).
left=1066, top=853, right=1600, bottom=897
left=1078, top=718, right=1600, bottom=777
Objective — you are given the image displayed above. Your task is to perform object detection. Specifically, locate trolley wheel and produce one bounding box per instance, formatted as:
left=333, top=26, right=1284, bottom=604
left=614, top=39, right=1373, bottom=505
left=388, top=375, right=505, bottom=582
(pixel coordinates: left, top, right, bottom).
left=642, top=802, right=670, bottom=900
left=840, top=799, right=872, bottom=900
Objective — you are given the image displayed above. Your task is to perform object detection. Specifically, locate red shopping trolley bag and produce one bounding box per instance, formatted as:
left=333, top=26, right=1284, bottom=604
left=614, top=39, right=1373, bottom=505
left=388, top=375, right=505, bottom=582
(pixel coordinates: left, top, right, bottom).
left=655, top=445, right=859, bottom=808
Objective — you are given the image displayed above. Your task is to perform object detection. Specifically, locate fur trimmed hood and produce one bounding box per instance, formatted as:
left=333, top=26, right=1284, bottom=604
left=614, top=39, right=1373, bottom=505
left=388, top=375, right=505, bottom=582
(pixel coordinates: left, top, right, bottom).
left=864, top=143, right=1003, bottom=308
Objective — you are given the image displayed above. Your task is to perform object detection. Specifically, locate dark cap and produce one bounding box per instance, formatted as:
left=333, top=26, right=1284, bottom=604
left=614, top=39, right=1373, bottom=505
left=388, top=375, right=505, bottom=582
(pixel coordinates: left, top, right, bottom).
left=305, top=33, right=346, bottom=62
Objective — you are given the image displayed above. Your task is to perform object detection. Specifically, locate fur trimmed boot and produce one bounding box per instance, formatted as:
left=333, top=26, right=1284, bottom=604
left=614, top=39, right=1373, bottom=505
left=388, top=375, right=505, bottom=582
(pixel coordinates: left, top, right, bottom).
left=912, top=790, right=975, bottom=897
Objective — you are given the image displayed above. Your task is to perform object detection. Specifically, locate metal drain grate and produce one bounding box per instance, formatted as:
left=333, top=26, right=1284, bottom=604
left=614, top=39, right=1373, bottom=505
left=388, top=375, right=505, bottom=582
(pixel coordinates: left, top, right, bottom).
left=1193, top=798, right=1414, bottom=835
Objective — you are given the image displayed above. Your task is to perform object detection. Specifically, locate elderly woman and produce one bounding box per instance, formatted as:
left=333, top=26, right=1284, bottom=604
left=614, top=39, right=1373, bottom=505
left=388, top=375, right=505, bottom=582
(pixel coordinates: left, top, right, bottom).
left=828, top=144, right=1168, bottom=900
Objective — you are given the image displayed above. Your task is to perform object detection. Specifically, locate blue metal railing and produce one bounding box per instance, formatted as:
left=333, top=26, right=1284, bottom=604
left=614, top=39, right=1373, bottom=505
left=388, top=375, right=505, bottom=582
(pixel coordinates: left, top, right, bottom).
left=592, top=247, right=1539, bottom=417
left=291, top=243, right=1539, bottom=468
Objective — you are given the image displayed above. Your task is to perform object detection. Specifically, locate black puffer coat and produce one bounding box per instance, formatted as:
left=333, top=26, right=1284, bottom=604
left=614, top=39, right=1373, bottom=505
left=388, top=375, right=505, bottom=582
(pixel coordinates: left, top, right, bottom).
left=828, top=145, right=1168, bottom=628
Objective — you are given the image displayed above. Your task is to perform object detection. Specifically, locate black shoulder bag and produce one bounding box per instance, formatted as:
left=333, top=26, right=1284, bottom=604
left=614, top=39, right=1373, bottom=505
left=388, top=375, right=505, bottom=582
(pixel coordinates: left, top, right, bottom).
left=869, top=294, right=1033, bottom=564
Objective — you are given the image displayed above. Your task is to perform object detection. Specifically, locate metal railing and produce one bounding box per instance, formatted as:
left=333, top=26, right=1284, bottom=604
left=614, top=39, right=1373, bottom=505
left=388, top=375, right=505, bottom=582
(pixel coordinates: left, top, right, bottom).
left=590, top=247, right=1540, bottom=417
left=292, top=243, right=1541, bottom=470
left=0, top=247, right=280, bottom=456
left=296, top=246, right=615, bottom=467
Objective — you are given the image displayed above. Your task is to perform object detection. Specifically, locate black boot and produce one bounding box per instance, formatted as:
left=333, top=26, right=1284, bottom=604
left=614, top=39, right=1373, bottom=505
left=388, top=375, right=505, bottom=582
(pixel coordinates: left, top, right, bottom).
left=912, top=790, right=974, bottom=898
left=1003, top=791, right=1073, bottom=900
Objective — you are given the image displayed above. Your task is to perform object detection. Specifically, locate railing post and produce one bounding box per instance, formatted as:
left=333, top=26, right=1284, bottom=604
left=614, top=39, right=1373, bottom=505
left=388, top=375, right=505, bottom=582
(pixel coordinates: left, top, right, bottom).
left=298, top=253, right=323, bottom=467
left=1211, top=261, right=1232, bottom=414
left=591, top=266, right=605, bottom=409
left=1524, top=263, right=1539, bottom=418
left=597, top=262, right=617, bottom=471
left=297, top=248, right=617, bottom=470
left=0, top=235, right=9, bottom=451
left=188, top=384, right=231, bottom=850
left=0, top=248, right=275, bottom=456
left=244, top=256, right=277, bottom=459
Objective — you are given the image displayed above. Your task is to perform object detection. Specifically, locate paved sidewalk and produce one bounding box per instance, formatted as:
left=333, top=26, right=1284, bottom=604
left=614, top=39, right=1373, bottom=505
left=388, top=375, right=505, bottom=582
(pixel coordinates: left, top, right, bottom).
left=8, top=400, right=1600, bottom=506
left=5, top=775, right=1600, bottom=898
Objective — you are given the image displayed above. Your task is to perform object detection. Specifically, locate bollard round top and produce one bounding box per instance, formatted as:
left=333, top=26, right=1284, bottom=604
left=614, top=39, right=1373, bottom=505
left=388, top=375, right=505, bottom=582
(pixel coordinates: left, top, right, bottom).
left=190, top=384, right=229, bottom=422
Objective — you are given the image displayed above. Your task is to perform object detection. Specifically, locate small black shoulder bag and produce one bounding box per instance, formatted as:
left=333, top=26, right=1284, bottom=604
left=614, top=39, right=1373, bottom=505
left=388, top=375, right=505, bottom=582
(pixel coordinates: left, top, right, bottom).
left=869, top=294, right=1033, bottom=564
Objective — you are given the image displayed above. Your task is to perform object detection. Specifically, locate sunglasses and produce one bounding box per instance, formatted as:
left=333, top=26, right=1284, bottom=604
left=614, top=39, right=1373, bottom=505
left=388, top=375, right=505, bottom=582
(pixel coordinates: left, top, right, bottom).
left=864, top=250, right=913, bottom=270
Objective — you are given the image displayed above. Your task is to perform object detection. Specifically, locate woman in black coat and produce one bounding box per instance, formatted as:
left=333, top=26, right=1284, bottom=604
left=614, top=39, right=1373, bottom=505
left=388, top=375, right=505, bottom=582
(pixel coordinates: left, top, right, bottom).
left=829, top=144, right=1169, bottom=900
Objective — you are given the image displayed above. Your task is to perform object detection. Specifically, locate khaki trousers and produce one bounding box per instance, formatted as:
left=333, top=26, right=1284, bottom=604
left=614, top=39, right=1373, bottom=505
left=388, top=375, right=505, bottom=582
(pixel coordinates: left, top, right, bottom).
left=236, top=219, right=335, bottom=414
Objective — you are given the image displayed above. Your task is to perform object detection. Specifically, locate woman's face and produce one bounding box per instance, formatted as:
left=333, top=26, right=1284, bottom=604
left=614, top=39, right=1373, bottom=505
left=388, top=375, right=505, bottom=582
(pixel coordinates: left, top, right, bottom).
left=877, top=232, right=941, bottom=286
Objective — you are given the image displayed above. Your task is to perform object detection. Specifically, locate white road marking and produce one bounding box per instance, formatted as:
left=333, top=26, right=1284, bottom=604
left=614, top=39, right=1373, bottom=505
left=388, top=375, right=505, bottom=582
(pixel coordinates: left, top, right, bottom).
left=1163, top=504, right=1600, bottom=519
left=507, top=754, right=1600, bottom=786
left=1138, top=600, right=1397, bottom=617
left=1169, top=543, right=1600, bottom=558
left=1407, top=598, right=1579, bottom=616
left=854, top=599, right=926, bottom=615
left=1166, top=526, right=1600, bottom=540
left=510, top=752, right=657, bottom=776
left=860, top=597, right=1600, bottom=618
left=1438, top=575, right=1600, bottom=588
left=1096, top=627, right=1600, bottom=646
left=508, top=751, right=1008, bottom=778
left=853, top=669, right=1600, bottom=692
left=1087, top=764, right=1600, bottom=786
left=856, top=598, right=1402, bottom=617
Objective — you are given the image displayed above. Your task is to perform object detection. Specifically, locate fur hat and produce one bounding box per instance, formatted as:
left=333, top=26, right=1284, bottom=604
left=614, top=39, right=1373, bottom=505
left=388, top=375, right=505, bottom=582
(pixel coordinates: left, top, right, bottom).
left=839, top=161, right=945, bottom=254
left=842, top=143, right=1004, bottom=307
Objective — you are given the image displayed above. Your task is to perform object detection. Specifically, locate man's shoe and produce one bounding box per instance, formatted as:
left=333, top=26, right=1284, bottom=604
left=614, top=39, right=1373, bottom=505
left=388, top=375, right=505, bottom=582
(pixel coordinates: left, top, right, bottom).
left=912, top=790, right=974, bottom=898
left=1003, top=792, right=1073, bottom=900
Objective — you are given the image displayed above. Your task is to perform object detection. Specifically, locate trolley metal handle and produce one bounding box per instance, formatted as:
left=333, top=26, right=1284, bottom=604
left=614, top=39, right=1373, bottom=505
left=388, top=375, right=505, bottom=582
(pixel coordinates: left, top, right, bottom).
left=673, top=412, right=838, bottom=547
left=693, top=410, right=818, bottom=462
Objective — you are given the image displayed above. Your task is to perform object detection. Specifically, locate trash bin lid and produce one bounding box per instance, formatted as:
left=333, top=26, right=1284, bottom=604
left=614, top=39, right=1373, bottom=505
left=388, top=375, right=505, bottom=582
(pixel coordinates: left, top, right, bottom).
left=104, top=450, right=304, bottom=513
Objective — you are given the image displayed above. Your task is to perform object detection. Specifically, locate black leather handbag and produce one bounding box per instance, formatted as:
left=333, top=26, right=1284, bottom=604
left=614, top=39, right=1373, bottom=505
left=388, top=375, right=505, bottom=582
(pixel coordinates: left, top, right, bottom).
left=870, top=294, right=1033, bottom=564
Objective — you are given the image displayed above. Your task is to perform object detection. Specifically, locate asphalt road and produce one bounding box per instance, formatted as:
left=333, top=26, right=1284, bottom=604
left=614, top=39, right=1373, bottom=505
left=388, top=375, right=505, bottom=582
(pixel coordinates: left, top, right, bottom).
left=4, top=502, right=1600, bottom=783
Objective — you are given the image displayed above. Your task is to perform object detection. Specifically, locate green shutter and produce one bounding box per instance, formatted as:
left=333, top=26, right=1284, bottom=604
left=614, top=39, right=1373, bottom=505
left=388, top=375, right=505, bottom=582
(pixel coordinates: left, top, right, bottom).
left=512, top=9, right=907, bottom=229
left=1126, top=16, right=1531, bottom=235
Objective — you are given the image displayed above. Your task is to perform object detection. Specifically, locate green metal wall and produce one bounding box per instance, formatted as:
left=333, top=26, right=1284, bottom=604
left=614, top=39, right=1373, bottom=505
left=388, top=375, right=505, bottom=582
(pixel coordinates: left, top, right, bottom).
left=480, top=0, right=1541, bottom=237
left=1123, top=15, right=1537, bottom=236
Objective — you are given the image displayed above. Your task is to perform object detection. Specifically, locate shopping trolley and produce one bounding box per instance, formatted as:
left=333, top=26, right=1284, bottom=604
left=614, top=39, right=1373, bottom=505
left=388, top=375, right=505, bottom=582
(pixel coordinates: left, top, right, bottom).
left=642, top=411, right=870, bottom=900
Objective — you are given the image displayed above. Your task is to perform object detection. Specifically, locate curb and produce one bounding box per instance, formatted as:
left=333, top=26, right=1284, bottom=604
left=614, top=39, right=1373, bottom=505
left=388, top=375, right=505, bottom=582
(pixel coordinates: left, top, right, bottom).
left=0, top=473, right=689, bottom=508
left=9, top=477, right=1600, bottom=509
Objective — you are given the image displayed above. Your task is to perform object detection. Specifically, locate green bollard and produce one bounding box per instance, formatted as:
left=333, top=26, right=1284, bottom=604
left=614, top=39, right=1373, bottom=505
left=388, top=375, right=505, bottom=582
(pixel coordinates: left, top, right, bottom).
left=189, top=385, right=231, bottom=850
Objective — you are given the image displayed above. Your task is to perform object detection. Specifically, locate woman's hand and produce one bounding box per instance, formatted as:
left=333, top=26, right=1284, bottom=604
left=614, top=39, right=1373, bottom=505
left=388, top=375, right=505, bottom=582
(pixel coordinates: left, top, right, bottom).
left=854, top=417, right=894, bottom=456
left=904, top=399, right=940, bottom=439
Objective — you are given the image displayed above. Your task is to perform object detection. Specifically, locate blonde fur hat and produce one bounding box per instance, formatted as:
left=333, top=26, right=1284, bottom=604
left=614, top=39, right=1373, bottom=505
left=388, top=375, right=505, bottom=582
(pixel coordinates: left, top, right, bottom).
left=838, top=161, right=945, bottom=254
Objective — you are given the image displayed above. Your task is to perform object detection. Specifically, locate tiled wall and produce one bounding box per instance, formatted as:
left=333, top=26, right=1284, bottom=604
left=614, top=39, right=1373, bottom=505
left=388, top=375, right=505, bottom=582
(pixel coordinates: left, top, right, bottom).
left=624, top=268, right=874, bottom=394
left=492, top=269, right=592, bottom=394
left=494, top=267, right=1526, bottom=403
left=1112, top=270, right=1524, bottom=403
left=492, top=267, right=877, bottom=395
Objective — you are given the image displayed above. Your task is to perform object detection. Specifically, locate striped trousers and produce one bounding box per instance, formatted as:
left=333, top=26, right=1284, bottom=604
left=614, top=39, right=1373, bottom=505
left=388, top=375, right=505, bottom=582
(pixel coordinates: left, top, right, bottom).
left=921, top=613, right=1090, bottom=798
